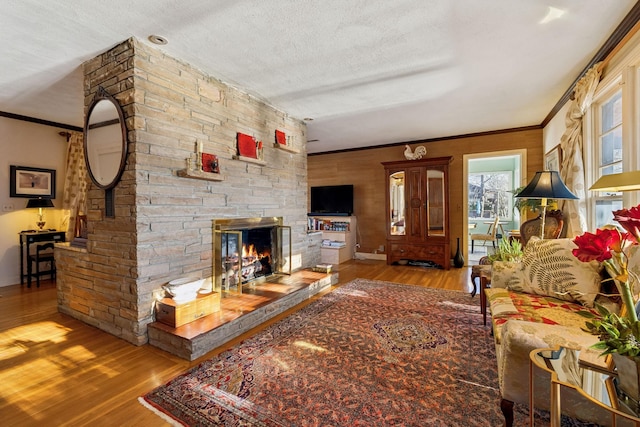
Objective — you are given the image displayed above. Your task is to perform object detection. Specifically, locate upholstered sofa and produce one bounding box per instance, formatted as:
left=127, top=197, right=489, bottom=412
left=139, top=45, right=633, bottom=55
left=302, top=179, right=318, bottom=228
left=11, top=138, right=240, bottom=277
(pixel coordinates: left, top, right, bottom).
left=485, top=237, right=620, bottom=426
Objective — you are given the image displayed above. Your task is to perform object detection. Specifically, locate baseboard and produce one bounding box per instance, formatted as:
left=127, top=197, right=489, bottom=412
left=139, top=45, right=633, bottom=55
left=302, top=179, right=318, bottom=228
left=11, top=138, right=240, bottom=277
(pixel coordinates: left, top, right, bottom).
left=355, top=252, right=386, bottom=260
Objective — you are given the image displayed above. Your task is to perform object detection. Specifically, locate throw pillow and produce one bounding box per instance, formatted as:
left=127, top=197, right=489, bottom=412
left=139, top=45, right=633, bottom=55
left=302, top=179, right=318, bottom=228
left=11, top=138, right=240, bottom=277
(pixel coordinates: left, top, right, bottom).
left=506, top=237, right=602, bottom=307
left=489, top=261, right=521, bottom=289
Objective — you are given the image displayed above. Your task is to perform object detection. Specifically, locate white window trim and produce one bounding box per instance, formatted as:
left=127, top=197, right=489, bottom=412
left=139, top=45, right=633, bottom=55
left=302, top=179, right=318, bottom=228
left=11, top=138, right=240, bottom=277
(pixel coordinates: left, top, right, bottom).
left=584, top=56, right=640, bottom=229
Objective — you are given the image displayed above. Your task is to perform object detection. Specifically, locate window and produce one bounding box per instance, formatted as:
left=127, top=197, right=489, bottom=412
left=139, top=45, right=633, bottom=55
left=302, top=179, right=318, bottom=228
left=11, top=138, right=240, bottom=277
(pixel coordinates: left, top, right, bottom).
left=468, top=172, right=512, bottom=220
left=593, top=90, right=623, bottom=228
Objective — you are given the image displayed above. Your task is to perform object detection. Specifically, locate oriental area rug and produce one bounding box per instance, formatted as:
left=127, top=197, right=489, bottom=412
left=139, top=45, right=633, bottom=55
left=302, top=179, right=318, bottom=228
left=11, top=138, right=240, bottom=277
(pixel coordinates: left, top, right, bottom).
left=140, top=279, right=596, bottom=427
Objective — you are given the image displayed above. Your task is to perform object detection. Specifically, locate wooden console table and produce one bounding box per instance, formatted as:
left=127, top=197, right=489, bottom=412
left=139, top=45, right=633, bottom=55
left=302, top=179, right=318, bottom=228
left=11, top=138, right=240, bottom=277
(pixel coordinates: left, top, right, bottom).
left=19, top=230, right=65, bottom=285
left=470, top=258, right=492, bottom=325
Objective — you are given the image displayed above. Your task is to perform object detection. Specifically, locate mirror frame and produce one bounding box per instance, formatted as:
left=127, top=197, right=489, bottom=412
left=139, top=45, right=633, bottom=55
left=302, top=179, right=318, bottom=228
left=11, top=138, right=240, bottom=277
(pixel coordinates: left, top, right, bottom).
left=83, top=86, right=128, bottom=190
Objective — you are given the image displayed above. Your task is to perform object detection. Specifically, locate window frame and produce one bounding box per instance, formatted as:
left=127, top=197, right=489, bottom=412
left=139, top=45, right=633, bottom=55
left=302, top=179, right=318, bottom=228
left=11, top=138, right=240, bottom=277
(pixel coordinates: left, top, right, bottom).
left=591, top=86, right=624, bottom=228
left=585, top=60, right=640, bottom=230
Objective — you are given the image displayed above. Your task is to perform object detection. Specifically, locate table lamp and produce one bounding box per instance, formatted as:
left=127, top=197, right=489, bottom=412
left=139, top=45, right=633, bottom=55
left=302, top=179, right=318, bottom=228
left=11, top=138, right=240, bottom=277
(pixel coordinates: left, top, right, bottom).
left=515, top=171, right=578, bottom=239
left=26, top=197, right=54, bottom=231
left=589, top=170, right=640, bottom=192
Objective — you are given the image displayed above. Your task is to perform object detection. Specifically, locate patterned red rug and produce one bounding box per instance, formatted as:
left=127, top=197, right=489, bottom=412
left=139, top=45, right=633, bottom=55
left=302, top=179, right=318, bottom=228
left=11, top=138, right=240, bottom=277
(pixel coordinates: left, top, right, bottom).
left=140, top=279, right=595, bottom=426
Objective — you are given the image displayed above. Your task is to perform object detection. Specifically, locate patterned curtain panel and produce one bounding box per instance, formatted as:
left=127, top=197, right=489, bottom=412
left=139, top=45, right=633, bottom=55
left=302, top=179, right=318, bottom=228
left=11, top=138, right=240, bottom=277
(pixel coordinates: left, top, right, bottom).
left=61, top=131, right=88, bottom=242
left=559, top=63, right=602, bottom=237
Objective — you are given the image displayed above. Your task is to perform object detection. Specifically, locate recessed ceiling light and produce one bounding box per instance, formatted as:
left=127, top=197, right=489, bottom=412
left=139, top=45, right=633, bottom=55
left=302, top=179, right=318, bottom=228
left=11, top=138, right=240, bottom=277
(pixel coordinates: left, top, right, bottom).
left=148, top=35, right=168, bottom=45
left=303, top=117, right=314, bottom=122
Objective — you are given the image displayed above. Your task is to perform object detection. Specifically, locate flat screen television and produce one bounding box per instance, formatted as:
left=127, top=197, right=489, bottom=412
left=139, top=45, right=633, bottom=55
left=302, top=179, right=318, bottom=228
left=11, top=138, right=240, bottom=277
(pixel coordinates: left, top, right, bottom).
left=309, top=184, right=354, bottom=216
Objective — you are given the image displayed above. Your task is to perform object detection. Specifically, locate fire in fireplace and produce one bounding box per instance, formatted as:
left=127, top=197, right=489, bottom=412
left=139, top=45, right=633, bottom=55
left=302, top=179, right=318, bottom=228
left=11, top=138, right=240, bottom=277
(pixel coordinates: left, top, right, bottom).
left=213, top=217, right=291, bottom=294
left=226, top=227, right=273, bottom=284
left=242, top=243, right=271, bottom=279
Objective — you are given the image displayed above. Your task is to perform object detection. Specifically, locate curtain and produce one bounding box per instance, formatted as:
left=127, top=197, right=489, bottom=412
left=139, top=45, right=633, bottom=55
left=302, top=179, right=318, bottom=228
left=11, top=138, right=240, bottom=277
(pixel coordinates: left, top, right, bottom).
left=61, top=131, right=88, bottom=242
left=559, top=63, right=602, bottom=237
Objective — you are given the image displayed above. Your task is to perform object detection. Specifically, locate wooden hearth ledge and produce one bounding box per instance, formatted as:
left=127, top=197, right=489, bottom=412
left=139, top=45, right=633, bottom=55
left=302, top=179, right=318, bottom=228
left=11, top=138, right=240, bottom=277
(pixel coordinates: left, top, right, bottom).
left=148, top=269, right=338, bottom=360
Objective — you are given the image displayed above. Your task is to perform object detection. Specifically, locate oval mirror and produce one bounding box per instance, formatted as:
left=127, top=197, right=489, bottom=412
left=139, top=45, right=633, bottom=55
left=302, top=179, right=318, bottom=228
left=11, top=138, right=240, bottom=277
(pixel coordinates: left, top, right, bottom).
left=84, top=87, right=127, bottom=190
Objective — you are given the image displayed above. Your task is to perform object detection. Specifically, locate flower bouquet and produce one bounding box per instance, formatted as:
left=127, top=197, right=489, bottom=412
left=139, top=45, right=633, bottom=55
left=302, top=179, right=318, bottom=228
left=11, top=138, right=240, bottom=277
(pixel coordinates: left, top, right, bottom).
left=573, top=204, right=640, bottom=403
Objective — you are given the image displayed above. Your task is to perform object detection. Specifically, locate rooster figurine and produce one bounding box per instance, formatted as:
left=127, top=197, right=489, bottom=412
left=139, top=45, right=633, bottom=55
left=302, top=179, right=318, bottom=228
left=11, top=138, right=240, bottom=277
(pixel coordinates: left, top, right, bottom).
left=404, top=145, right=427, bottom=160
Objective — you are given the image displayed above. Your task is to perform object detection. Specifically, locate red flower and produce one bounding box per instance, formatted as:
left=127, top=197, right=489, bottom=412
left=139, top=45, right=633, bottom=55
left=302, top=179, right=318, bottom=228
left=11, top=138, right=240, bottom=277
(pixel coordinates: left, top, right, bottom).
left=609, top=228, right=631, bottom=253
left=613, top=205, right=640, bottom=243
left=572, top=228, right=617, bottom=262
left=573, top=203, right=640, bottom=325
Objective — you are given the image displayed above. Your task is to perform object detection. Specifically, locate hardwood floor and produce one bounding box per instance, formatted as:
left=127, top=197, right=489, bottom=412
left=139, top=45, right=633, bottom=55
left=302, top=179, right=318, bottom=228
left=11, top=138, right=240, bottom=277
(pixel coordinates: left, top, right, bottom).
left=0, top=260, right=474, bottom=426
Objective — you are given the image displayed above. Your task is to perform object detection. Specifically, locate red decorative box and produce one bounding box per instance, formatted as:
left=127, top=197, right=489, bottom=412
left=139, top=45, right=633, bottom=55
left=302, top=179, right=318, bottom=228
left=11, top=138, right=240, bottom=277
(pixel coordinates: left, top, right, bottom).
left=202, top=153, right=219, bottom=173
left=237, top=133, right=257, bottom=158
left=275, top=130, right=286, bottom=145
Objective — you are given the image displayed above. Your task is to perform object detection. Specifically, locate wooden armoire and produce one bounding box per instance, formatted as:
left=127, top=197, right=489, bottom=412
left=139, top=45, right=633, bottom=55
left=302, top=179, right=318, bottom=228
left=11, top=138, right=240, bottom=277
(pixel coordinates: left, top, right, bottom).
left=382, top=156, right=452, bottom=269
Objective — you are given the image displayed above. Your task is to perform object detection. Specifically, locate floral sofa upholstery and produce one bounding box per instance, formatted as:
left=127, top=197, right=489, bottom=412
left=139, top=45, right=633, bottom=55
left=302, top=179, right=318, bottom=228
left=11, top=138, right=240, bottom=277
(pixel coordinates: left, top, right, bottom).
left=485, top=237, right=618, bottom=426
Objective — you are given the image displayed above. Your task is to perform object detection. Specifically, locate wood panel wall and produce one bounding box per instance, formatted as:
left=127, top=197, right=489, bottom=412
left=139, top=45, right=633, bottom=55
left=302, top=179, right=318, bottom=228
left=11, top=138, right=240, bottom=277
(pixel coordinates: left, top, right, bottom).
left=308, top=128, right=543, bottom=260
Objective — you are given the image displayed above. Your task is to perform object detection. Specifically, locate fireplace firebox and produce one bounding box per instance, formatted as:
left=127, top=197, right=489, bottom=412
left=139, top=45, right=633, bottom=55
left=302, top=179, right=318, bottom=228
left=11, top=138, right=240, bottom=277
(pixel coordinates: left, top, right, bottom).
left=213, top=217, right=291, bottom=294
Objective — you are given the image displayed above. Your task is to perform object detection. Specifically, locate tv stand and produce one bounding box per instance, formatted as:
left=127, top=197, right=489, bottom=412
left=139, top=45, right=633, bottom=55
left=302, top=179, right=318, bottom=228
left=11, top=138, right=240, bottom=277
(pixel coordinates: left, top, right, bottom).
left=308, top=212, right=351, bottom=217
left=307, top=215, right=357, bottom=264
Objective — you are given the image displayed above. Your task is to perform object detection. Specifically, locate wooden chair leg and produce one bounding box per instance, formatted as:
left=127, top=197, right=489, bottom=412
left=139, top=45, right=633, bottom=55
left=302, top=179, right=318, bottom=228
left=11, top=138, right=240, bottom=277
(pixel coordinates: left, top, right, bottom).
left=500, top=398, right=514, bottom=427
left=27, top=258, right=32, bottom=288
left=480, top=275, right=490, bottom=326
left=470, top=275, right=478, bottom=297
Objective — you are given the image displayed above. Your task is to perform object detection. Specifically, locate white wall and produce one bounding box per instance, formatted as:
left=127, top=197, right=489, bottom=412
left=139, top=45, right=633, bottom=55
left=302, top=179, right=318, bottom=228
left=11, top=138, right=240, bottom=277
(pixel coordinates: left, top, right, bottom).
left=542, top=101, right=570, bottom=154
left=0, top=117, right=68, bottom=287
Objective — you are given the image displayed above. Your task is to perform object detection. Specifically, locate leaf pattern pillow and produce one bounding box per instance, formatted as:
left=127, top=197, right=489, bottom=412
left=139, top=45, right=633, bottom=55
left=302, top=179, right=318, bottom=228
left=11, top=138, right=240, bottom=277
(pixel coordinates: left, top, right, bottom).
left=506, top=237, right=602, bottom=307
left=489, top=261, right=521, bottom=289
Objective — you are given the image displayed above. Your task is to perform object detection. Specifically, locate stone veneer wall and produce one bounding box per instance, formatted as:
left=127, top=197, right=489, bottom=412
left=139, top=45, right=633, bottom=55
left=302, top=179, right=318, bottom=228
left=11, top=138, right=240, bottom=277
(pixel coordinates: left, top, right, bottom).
left=57, top=38, right=315, bottom=345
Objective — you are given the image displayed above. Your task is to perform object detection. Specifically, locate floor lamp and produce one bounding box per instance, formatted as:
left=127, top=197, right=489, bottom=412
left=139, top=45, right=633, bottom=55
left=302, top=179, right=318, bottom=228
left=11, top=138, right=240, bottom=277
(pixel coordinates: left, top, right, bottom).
left=515, top=171, right=578, bottom=239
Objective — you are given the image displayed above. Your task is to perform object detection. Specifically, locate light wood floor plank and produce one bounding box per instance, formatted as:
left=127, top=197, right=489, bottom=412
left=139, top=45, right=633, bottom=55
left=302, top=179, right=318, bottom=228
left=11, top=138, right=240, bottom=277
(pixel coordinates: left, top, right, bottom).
left=0, top=260, right=475, bottom=426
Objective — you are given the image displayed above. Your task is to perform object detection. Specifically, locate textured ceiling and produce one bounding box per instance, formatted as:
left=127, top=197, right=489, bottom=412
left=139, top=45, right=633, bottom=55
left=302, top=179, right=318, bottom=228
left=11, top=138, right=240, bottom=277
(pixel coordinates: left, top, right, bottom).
left=0, top=1, right=636, bottom=153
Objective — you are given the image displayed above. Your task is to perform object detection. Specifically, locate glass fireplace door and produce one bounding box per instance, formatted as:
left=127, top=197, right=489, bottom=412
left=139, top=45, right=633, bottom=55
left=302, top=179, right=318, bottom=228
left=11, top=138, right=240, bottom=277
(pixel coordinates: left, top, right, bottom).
left=213, top=229, right=243, bottom=295
left=274, top=226, right=292, bottom=275
left=213, top=221, right=291, bottom=294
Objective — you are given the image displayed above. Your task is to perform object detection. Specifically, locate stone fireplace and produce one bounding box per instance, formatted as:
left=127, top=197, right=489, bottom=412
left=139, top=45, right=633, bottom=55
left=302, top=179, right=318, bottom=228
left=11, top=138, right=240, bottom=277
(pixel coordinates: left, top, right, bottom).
left=213, top=217, right=291, bottom=293
left=55, top=38, right=322, bottom=348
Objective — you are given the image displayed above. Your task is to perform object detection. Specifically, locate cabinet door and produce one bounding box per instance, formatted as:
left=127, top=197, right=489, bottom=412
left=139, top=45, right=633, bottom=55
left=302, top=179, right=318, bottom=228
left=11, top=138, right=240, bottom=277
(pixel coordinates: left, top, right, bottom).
left=426, top=169, right=446, bottom=236
left=388, top=171, right=406, bottom=236
left=406, top=166, right=426, bottom=240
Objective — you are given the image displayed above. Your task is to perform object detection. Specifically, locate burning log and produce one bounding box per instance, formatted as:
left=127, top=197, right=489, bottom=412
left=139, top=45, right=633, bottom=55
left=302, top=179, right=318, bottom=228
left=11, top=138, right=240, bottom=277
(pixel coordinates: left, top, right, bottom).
left=222, top=243, right=273, bottom=288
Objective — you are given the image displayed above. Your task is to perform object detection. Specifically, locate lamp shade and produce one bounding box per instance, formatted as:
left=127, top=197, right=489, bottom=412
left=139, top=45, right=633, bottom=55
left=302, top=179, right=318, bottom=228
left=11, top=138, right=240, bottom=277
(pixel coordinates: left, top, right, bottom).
left=515, top=171, right=578, bottom=200
left=26, top=198, right=54, bottom=209
left=589, top=170, right=640, bottom=192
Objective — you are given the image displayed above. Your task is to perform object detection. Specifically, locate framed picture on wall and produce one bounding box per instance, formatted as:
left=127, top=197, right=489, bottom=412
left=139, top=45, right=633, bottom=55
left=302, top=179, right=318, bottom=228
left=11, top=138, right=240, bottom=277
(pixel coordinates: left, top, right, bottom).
left=9, top=165, right=56, bottom=198
left=544, top=145, right=562, bottom=172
